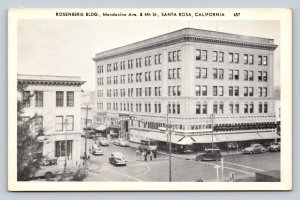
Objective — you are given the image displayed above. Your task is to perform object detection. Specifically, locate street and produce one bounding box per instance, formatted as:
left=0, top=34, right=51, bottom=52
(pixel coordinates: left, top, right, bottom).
left=81, top=138, right=280, bottom=182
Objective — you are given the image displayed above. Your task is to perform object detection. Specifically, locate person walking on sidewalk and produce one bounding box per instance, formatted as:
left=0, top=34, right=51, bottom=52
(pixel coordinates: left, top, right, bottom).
left=136, top=149, right=141, bottom=161
left=149, top=151, right=153, bottom=161
left=153, top=150, right=157, bottom=161
left=143, top=151, right=148, bottom=161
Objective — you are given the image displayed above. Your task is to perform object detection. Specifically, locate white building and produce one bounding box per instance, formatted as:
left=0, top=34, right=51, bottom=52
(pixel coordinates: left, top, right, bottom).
left=18, top=74, right=85, bottom=167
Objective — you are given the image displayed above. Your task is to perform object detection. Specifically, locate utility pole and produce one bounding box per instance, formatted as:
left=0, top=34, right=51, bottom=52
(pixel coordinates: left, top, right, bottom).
left=211, top=114, right=215, bottom=148
left=166, top=110, right=172, bottom=182
left=64, top=118, right=68, bottom=172
left=85, top=105, right=88, bottom=160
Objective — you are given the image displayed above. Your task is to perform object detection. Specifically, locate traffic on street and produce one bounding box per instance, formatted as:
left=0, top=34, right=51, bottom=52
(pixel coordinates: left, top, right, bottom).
left=81, top=137, right=280, bottom=182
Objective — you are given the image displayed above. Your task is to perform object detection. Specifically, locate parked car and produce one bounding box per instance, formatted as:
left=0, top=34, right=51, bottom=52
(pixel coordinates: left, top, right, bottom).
left=91, top=144, right=104, bottom=155
left=268, top=142, right=280, bottom=152
left=195, top=149, right=222, bottom=161
left=114, top=138, right=129, bottom=147
left=98, top=137, right=109, bottom=146
left=109, top=152, right=127, bottom=166
left=242, top=144, right=267, bottom=154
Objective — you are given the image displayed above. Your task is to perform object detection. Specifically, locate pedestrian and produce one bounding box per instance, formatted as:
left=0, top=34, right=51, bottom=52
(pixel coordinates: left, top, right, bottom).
left=144, top=151, right=147, bottom=161
left=149, top=150, right=153, bottom=161
left=136, top=149, right=141, bottom=161
left=153, top=150, right=157, bottom=161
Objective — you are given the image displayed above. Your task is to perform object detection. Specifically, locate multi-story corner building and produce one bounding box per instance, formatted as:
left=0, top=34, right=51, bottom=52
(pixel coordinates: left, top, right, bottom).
left=93, top=28, right=279, bottom=150
left=18, top=74, right=85, bottom=167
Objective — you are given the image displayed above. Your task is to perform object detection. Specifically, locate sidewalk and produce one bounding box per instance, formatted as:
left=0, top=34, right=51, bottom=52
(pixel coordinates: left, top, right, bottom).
left=128, top=141, right=243, bottom=161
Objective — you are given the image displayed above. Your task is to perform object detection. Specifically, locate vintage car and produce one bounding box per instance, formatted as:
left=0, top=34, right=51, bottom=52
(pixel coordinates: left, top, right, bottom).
left=113, top=138, right=129, bottom=147
left=91, top=144, right=104, bottom=155
left=98, top=137, right=109, bottom=146
left=195, top=149, right=222, bottom=161
left=268, top=142, right=281, bottom=152
left=242, top=144, right=267, bottom=154
left=109, top=152, right=127, bottom=166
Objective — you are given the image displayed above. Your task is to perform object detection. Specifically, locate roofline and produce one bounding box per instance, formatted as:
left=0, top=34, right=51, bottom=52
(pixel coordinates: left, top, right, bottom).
left=93, top=28, right=278, bottom=62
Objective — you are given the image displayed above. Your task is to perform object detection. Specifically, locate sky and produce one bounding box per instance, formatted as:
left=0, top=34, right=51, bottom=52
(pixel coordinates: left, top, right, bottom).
left=17, top=19, right=280, bottom=90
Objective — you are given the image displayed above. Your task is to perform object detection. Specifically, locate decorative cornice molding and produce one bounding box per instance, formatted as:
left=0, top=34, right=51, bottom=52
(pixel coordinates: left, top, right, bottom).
left=93, top=34, right=278, bottom=62
left=18, top=79, right=86, bottom=86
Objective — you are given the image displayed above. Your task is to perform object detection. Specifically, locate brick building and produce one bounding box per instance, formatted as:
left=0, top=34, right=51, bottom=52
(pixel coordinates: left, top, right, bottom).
left=93, top=28, right=279, bottom=151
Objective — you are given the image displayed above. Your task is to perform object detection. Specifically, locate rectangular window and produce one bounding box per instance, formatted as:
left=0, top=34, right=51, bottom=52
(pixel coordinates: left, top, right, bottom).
left=23, top=91, right=31, bottom=107
left=213, top=86, right=218, bottom=96
left=168, top=86, right=172, bottom=96
left=259, top=103, right=263, bottom=113
left=213, top=68, right=218, bottom=79
left=244, top=70, right=248, bottom=81
left=172, top=68, right=176, bottom=79
left=55, top=116, right=63, bottom=131
left=219, top=86, right=224, bottom=96
left=196, top=104, right=201, bottom=114
left=229, top=53, right=233, bottom=63
left=196, top=85, right=201, bottom=96
left=177, top=50, right=181, bottom=61
left=244, top=104, right=249, bottom=113
left=196, top=67, right=201, bottom=78
left=249, top=71, right=254, bottom=81
left=202, top=68, right=207, bottom=78
left=229, top=70, right=233, bottom=80
left=219, top=104, right=224, bottom=114
left=213, top=104, right=218, bottom=114
left=213, top=51, right=218, bottom=61
left=55, top=140, right=73, bottom=159
left=202, top=104, right=207, bottom=114
left=67, top=91, right=74, bottom=107
left=249, top=55, right=254, bottom=65
left=258, top=71, right=262, bottom=81
left=229, top=86, right=233, bottom=96
left=234, top=70, right=239, bottom=80
left=244, top=54, right=248, bottom=64
left=35, top=91, right=43, bottom=107
left=258, top=56, right=263, bottom=65
left=177, top=86, right=181, bottom=96
left=168, top=69, right=172, bottom=79
left=249, top=87, right=254, bottom=96
left=219, top=69, right=224, bottom=79
left=219, top=52, right=224, bottom=62
left=234, top=53, right=239, bottom=63
left=66, top=115, right=74, bottom=131
left=235, top=104, right=239, bottom=113
left=229, top=104, right=234, bottom=114
left=34, top=116, right=43, bottom=132
left=202, top=50, right=207, bottom=61
left=177, top=68, right=181, bottom=79
left=202, top=86, right=207, bottom=96
left=263, top=87, right=268, bottom=97
left=250, top=103, right=254, bottom=113
left=177, top=104, right=180, bottom=114
left=244, top=87, right=248, bottom=97
left=173, top=86, right=176, bottom=96
left=56, top=91, right=64, bottom=107
left=263, top=56, right=268, bottom=66
left=195, top=49, right=201, bottom=60
left=234, top=86, right=239, bottom=96
left=263, top=71, right=268, bottom=81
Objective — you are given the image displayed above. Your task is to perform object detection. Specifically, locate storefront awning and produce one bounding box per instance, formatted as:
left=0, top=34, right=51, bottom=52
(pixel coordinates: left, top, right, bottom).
left=258, top=131, right=280, bottom=139
left=191, top=135, right=222, bottom=144
left=177, top=136, right=195, bottom=145
left=215, top=132, right=263, bottom=142
left=94, top=124, right=107, bottom=131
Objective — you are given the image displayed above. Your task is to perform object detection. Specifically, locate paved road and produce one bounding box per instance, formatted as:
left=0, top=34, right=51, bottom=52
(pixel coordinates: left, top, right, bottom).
left=81, top=137, right=280, bottom=182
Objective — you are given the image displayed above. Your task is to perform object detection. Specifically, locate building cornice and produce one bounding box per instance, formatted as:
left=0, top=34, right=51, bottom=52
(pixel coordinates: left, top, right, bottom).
left=18, top=79, right=86, bottom=86
left=93, top=33, right=278, bottom=62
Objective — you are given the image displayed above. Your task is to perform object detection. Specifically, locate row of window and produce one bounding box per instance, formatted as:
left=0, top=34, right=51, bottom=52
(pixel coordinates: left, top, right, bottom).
left=22, top=91, right=74, bottom=108
left=101, top=54, right=163, bottom=74
left=196, top=102, right=268, bottom=115
left=102, top=86, right=267, bottom=98
left=195, top=68, right=268, bottom=82
left=101, top=101, right=270, bottom=114
left=196, top=49, right=268, bottom=66
left=196, top=85, right=267, bottom=97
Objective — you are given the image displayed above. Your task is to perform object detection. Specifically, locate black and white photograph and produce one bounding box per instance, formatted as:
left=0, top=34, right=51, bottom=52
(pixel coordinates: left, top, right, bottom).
left=8, top=8, right=292, bottom=191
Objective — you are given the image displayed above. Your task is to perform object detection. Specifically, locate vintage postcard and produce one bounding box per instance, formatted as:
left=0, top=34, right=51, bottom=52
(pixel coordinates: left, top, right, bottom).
left=8, top=8, right=292, bottom=191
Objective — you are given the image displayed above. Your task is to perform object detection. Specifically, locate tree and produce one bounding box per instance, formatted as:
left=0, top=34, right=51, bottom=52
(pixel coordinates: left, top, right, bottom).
left=17, top=82, right=43, bottom=181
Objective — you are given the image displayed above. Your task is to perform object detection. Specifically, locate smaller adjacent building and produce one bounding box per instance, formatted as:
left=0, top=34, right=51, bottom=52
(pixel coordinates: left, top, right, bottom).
left=18, top=74, right=85, bottom=168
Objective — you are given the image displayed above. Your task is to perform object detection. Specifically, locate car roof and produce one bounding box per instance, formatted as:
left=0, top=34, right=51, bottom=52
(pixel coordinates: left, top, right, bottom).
left=111, top=152, right=124, bottom=156
left=205, top=148, right=220, bottom=151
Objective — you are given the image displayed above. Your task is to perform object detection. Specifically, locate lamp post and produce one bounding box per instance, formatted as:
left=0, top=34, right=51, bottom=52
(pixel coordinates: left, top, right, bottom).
left=85, top=105, right=89, bottom=161
left=210, top=114, right=215, bottom=148
left=166, top=111, right=172, bottom=182
left=64, top=119, right=68, bottom=172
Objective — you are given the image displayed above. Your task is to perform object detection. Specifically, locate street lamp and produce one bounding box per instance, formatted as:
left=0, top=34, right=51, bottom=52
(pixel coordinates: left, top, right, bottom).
left=210, top=114, right=215, bottom=148
left=166, top=111, right=173, bottom=182
left=64, top=119, right=69, bottom=172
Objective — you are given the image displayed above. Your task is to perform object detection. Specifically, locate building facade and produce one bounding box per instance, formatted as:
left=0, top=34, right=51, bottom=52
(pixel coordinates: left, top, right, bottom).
left=18, top=74, right=85, bottom=167
left=93, top=28, right=279, bottom=150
